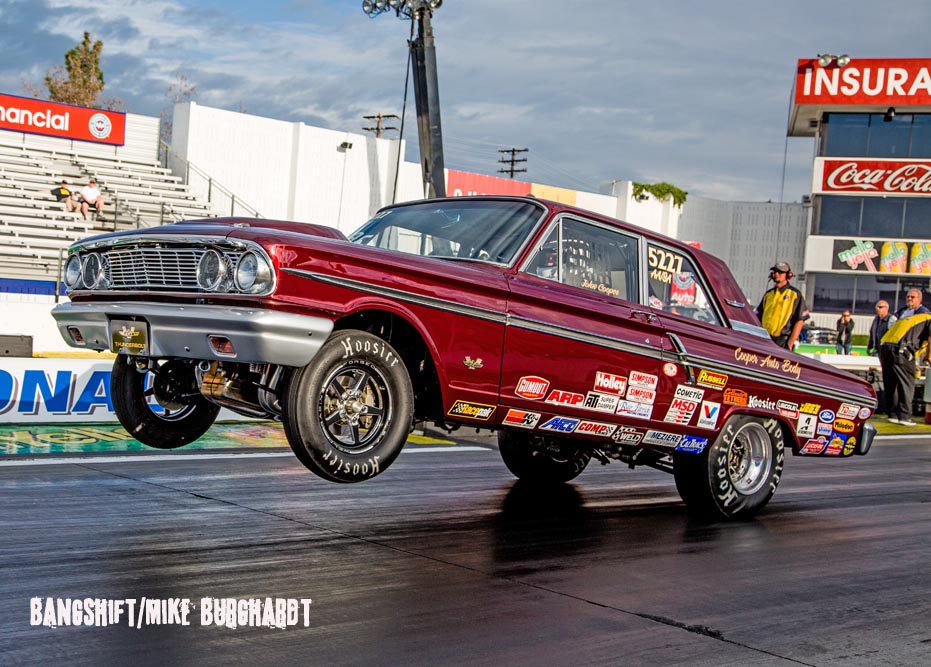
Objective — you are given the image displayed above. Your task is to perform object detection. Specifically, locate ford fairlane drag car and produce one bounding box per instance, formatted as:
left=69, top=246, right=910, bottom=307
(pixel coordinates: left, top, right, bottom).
left=52, top=196, right=877, bottom=519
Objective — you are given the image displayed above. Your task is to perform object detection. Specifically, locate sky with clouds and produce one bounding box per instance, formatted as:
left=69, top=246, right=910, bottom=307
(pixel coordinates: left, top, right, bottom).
left=3, top=0, right=930, bottom=202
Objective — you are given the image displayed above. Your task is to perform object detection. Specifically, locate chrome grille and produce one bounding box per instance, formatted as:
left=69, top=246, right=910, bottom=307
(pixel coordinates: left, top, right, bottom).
left=103, top=246, right=244, bottom=291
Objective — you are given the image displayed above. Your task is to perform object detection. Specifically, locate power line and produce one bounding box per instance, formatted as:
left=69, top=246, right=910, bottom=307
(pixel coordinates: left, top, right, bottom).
left=497, top=147, right=528, bottom=179
left=362, top=113, right=400, bottom=138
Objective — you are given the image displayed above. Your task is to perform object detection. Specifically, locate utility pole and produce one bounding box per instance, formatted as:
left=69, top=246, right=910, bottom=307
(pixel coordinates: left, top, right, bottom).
left=497, top=147, right=528, bottom=179
left=363, top=113, right=400, bottom=138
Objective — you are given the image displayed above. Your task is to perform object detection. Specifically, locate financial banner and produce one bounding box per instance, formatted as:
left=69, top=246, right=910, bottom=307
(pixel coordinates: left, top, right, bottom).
left=0, top=92, right=126, bottom=145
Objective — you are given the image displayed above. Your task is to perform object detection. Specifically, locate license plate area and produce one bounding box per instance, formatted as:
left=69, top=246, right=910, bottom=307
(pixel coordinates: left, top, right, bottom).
left=110, top=319, right=149, bottom=355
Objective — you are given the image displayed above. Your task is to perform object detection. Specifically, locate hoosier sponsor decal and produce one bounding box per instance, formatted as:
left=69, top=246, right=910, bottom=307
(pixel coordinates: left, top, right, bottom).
left=539, top=416, right=580, bottom=433
left=576, top=420, right=616, bottom=437
left=748, top=395, right=776, bottom=411
left=584, top=392, right=620, bottom=412
left=593, top=371, right=627, bottom=396
left=612, top=426, right=643, bottom=444
left=447, top=400, right=495, bottom=420
left=696, top=369, right=728, bottom=389
left=628, top=371, right=658, bottom=390
left=514, top=376, right=550, bottom=400
left=723, top=388, right=748, bottom=406
left=502, top=409, right=540, bottom=429
left=545, top=389, right=585, bottom=406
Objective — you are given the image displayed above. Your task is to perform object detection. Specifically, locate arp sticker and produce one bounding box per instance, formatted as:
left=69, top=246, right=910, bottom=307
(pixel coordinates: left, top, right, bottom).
left=545, top=390, right=585, bottom=406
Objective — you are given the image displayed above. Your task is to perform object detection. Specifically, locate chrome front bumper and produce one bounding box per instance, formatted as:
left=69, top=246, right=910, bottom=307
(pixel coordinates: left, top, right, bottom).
left=51, top=301, right=334, bottom=367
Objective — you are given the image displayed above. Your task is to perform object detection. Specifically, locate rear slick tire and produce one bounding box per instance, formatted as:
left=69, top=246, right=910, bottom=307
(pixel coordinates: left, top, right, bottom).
left=673, top=415, right=785, bottom=520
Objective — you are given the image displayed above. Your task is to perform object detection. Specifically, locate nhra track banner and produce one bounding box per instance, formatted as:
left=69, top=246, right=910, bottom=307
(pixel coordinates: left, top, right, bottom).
left=794, top=58, right=931, bottom=106
left=0, top=92, right=125, bottom=146
left=0, top=358, right=242, bottom=423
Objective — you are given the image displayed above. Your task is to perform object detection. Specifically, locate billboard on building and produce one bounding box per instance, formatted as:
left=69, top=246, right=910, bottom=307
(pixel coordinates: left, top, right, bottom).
left=794, top=58, right=931, bottom=106
left=814, top=158, right=931, bottom=196
left=0, top=92, right=126, bottom=146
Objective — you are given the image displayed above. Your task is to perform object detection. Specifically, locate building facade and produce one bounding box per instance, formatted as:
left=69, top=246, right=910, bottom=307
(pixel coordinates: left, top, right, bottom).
left=789, top=57, right=931, bottom=327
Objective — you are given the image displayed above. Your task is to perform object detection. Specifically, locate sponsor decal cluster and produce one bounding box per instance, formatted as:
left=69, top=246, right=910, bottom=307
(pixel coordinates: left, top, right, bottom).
left=539, top=416, right=580, bottom=433
left=777, top=400, right=799, bottom=419
left=723, top=388, right=748, bottom=406
left=615, top=400, right=653, bottom=420
left=733, top=347, right=802, bottom=380
left=515, top=376, right=549, bottom=399
left=696, top=401, right=721, bottom=430
left=447, top=400, right=495, bottom=420
left=576, top=420, right=616, bottom=438
left=696, top=369, right=728, bottom=389
left=585, top=392, right=619, bottom=412
left=594, top=371, right=627, bottom=396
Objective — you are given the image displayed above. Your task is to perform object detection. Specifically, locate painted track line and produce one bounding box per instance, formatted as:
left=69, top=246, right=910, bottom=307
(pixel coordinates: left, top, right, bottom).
left=0, top=446, right=491, bottom=467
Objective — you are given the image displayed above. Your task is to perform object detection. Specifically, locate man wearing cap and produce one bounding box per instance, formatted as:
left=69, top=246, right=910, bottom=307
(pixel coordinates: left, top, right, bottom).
left=878, top=289, right=931, bottom=425
left=755, top=262, right=810, bottom=349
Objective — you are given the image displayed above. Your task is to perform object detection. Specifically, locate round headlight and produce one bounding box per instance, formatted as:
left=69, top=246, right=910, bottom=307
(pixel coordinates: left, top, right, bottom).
left=197, top=250, right=226, bottom=291
left=64, top=254, right=82, bottom=288
left=234, top=251, right=272, bottom=293
left=81, top=253, right=106, bottom=289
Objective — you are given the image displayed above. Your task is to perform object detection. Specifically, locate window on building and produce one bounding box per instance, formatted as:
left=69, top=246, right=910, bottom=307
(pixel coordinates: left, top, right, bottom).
left=862, top=197, right=904, bottom=237
left=910, top=115, right=931, bottom=156
left=867, top=113, right=913, bottom=157
left=812, top=273, right=856, bottom=312
left=904, top=198, right=931, bottom=238
left=822, top=113, right=869, bottom=156
left=817, top=196, right=861, bottom=235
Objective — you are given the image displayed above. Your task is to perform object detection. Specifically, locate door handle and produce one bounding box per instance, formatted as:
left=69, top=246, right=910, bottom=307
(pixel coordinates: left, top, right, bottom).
left=631, top=309, right=657, bottom=323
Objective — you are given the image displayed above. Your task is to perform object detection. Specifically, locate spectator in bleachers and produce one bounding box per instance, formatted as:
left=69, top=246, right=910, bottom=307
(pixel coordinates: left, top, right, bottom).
left=50, top=180, right=77, bottom=213
left=78, top=179, right=104, bottom=220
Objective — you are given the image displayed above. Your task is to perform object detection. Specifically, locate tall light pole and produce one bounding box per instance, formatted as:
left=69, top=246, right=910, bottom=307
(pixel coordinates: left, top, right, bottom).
left=363, top=0, right=446, bottom=198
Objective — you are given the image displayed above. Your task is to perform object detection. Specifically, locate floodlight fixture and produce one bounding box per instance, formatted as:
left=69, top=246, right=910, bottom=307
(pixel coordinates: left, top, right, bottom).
left=816, top=53, right=851, bottom=68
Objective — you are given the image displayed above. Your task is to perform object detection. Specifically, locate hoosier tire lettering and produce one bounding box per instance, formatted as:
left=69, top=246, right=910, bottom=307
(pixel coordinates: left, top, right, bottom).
left=283, top=329, right=413, bottom=483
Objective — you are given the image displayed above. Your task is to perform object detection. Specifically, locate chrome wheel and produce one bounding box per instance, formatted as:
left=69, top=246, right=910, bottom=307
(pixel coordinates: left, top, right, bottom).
left=319, top=363, right=389, bottom=454
left=726, top=421, right=773, bottom=495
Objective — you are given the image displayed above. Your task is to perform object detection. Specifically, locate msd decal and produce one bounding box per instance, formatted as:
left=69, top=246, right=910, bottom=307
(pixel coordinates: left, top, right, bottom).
left=545, top=389, right=585, bottom=406
left=502, top=409, right=540, bottom=430
left=593, top=371, right=627, bottom=396
left=664, top=397, right=698, bottom=425
left=514, top=376, right=550, bottom=400
left=539, top=416, right=580, bottom=433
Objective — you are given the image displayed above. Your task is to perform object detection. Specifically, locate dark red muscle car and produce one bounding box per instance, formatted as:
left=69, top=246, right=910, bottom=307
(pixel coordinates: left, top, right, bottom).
left=52, top=196, right=877, bottom=518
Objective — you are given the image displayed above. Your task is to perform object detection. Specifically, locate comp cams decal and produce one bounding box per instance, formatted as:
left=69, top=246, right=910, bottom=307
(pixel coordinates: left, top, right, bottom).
left=575, top=420, right=616, bottom=437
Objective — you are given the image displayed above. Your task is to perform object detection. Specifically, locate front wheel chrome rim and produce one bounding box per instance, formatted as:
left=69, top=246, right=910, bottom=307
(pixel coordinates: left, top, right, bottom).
left=318, top=362, right=389, bottom=454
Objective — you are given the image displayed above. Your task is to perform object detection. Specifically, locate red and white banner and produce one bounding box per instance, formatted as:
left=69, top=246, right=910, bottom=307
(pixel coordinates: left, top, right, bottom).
left=814, top=158, right=931, bottom=196
left=0, top=92, right=125, bottom=145
left=446, top=169, right=531, bottom=197
left=794, top=58, right=931, bottom=106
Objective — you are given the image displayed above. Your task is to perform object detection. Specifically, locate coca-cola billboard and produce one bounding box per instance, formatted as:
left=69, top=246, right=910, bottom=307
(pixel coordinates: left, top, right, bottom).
left=0, top=92, right=125, bottom=146
left=815, top=158, right=931, bottom=196
left=794, top=58, right=931, bottom=106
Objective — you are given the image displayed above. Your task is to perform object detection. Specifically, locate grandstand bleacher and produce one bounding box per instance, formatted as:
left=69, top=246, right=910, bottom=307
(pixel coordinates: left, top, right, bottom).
left=0, top=132, right=222, bottom=286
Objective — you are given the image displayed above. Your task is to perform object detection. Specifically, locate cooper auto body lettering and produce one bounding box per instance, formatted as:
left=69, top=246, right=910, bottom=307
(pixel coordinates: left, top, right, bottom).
left=340, top=336, right=399, bottom=367
left=733, top=348, right=802, bottom=380
left=447, top=400, right=495, bottom=420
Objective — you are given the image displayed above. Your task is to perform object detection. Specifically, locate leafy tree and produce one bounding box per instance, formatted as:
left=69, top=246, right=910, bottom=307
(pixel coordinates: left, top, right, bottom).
left=36, top=32, right=124, bottom=110
left=632, top=181, right=688, bottom=207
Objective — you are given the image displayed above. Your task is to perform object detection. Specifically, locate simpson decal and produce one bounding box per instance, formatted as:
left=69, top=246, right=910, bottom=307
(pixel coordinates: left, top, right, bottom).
left=625, top=387, right=656, bottom=404
left=628, top=371, right=658, bottom=389
left=447, top=401, right=495, bottom=420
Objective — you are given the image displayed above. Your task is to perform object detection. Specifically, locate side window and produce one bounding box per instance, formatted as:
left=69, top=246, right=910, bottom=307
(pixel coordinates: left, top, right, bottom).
left=525, top=218, right=639, bottom=302
left=647, top=243, right=721, bottom=325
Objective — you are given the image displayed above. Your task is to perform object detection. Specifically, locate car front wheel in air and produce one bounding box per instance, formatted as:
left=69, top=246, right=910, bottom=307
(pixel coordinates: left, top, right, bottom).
left=283, top=330, right=414, bottom=483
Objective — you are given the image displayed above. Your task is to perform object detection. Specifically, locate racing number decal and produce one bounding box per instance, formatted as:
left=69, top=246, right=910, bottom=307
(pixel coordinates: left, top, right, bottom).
left=648, top=246, right=684, bottom=283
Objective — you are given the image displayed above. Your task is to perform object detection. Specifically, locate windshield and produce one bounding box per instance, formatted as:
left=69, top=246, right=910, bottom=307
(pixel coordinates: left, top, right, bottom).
left=348, top=200, right=545, bottom=264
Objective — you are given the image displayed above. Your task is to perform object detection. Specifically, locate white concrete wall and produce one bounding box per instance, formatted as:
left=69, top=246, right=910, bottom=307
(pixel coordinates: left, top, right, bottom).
left=611, top=180, right=682, bottom=238
left=0, top=294, right=72, bottom=354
